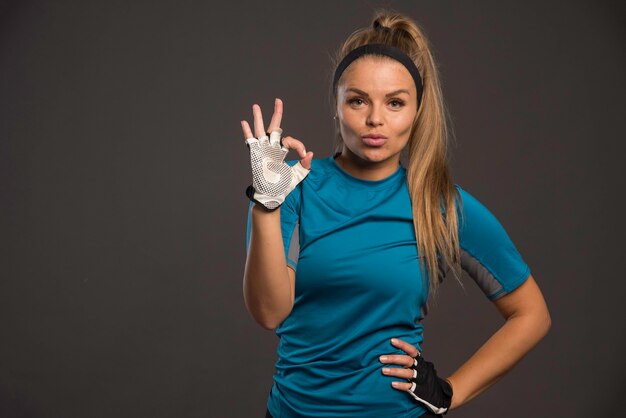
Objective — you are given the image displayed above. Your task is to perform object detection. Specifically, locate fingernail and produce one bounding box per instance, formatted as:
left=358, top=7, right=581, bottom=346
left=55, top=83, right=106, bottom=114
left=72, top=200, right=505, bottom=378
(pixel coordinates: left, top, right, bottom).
left=391, top=338, right=397, bottom=344
left=382, top=368, right=390, bottom=373
left=379, top=356, right=388, bottom=361
left=392, top=382, right=400, bottom=388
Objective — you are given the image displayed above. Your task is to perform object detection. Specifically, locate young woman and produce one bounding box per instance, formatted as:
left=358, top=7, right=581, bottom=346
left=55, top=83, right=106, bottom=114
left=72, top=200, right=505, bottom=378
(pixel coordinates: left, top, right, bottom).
left=242, top=10, right=551, bottom=418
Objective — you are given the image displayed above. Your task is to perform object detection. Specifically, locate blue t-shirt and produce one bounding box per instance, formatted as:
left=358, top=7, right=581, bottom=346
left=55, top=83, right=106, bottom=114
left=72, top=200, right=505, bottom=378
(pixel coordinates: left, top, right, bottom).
left=245, top=155, right=531, bottom=418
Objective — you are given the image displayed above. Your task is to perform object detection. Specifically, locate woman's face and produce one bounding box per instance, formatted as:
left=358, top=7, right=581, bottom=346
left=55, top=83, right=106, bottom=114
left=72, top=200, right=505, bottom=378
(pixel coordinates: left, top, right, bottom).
left=336, top=55, right=418, bottom=167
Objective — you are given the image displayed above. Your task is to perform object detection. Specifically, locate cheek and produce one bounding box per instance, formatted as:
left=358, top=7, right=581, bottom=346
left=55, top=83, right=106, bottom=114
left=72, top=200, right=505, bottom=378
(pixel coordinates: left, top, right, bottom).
left=340, top=115, right=362, bottom=135
left=392, top=115, right=415, bottom=137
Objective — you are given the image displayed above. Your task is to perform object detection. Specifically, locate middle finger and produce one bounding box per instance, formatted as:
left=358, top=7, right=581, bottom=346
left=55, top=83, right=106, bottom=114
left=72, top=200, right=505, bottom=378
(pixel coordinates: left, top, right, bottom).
left=253, top=104, right=266, bottom=138
left=266, top=98, right=283, bottom=133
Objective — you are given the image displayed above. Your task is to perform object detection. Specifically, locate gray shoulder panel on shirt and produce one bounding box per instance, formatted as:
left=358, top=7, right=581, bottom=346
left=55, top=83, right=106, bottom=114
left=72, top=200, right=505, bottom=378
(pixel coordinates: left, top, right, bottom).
left=287, top=221, right=300, bottom=270
left=460, top=249, right=504, bottom=299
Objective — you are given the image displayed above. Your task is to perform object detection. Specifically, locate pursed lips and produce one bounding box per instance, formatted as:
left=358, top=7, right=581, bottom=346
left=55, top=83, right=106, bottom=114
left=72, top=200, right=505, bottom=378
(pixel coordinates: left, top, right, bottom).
left=361, top=135, right=388, bottom=146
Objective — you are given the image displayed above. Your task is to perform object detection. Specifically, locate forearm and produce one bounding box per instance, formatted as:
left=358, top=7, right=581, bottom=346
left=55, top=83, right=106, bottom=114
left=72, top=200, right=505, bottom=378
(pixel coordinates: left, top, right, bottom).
left=446, top=312, right=551, bottom=410
left=243, top=203, right=293, bottom=330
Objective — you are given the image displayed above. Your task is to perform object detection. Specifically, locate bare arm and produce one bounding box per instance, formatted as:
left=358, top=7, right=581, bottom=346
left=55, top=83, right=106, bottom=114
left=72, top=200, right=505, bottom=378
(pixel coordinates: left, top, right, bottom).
left=243, top=204, right=296, bottom=330
left=240, top=98, right=312, bottom=330
left=446, top=274, right=552, bottom=409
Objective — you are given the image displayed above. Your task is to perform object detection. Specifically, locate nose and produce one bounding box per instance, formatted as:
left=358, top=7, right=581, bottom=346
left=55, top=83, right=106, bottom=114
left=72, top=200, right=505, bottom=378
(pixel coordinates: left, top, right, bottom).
left=366, top=103, right=383, bottom=126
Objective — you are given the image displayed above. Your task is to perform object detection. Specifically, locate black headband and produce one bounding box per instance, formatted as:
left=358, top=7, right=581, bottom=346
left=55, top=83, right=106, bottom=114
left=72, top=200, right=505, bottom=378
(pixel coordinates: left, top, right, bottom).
left=333, top=43, right=424, bottom=106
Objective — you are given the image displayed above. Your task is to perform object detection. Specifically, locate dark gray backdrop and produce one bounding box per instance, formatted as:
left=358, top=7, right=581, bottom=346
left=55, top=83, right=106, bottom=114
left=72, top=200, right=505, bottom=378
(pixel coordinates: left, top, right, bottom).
left=1, top=0, right=624, bottom=417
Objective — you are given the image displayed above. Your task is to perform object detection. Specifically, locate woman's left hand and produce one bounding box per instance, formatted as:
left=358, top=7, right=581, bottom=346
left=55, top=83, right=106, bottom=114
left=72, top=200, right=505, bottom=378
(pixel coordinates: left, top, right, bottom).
left=379, top=338, right=420, bottom=391
left=380, top=338, right=453, bottom=415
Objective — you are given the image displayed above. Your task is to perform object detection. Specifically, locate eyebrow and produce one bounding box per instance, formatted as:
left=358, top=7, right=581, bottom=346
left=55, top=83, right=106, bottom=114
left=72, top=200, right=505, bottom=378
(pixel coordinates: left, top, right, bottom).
left=345, top=87, right=411, bottom=97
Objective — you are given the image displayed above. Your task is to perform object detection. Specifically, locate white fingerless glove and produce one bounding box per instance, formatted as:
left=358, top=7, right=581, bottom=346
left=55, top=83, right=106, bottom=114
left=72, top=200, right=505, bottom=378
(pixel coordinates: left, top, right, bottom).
left=245, top=127, right=310, bottom=211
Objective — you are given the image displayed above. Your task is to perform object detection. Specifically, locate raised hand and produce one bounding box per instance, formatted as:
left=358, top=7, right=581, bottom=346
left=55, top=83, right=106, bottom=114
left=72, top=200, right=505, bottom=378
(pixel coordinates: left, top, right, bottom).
left=241, top=99, right=313, bottom=211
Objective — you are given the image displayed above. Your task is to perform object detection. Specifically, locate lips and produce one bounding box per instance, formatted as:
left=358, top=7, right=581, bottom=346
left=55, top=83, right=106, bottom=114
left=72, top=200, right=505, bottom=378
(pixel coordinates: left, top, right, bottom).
left=362, top=135, right=387, bottom=147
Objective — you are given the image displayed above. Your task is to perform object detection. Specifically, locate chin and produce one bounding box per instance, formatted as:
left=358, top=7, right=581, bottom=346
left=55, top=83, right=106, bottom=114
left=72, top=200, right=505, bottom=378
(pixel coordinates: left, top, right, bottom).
left=355, top=147, right=392, bottom=162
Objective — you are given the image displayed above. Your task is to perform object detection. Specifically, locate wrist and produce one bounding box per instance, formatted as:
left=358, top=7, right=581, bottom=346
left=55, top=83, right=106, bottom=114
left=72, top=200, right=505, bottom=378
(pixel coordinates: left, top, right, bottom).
left=246, top=184, right=284, bottom=213
left=445, top=376, right=465, bottom=411
left=252, top=202, right=280, bottom=215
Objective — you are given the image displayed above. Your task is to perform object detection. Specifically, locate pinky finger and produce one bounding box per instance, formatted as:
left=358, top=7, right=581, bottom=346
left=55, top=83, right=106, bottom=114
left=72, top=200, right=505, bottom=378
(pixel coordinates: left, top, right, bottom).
left=241, top=120, right=254, bottom=140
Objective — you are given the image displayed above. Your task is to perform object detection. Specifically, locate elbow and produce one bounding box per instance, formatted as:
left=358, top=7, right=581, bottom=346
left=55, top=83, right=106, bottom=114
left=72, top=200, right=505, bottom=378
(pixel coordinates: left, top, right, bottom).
left=244, top=301, right=279, bottom=331
left=529, top=304, right=552, bottom=341
left=259, top=307, right=292, bottom=331
left=260, top=320, right=279, bottom=332
left=259, top=309, right=291, bottom=331
left=541, top=308, right=552, bottom=338
left=509, top=306, right=552, bottom=341
left=242, top=271, right=293, bottom=331
left=257, top=319, right=278, bottom=331
left=256, top=314, right=286, bottom=331
left=529, top=305, right=552, bottom=341
left=243, top=299, right=286, bottom=331
left=246, top=307, right=280, bottom=331
left=252, top=306, right=283, bottom=331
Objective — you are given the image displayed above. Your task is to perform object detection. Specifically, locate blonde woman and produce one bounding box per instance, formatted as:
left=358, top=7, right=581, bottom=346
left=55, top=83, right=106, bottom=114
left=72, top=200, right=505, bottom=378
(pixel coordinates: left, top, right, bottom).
left=243, top=9, right=551, bottom=418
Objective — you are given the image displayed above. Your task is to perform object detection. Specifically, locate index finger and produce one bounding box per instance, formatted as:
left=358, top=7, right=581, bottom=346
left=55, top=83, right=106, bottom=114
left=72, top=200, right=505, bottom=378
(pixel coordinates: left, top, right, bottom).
left=390, top=338, right=421, bottom=357
left=267, top=98, right=283, bottom=133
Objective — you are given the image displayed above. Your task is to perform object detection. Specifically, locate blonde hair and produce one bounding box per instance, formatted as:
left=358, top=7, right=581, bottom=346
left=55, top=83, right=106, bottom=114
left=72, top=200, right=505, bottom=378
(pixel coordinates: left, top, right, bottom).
left=328, top=8, right=464, bottom=299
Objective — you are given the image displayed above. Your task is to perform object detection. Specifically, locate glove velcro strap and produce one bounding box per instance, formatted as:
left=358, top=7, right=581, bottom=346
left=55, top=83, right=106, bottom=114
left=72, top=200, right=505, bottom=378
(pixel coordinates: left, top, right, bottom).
left=245, top=185, right=281, bottom=211
left=407, top=385, right=449, bottom=416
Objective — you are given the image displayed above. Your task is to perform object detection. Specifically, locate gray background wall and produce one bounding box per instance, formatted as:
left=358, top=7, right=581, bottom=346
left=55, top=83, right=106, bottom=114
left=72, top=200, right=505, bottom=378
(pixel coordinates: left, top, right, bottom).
left=1, top=0, right=624, bottom=417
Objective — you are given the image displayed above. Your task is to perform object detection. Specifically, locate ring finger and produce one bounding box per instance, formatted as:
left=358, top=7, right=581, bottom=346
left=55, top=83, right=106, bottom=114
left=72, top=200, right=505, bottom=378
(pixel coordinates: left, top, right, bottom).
left=381, top=364, right=417, bottom=380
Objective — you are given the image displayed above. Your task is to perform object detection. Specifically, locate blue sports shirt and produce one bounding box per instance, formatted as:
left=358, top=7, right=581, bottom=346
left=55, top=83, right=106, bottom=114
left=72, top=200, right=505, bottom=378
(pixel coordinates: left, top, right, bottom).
left=245, top=155, right=531, bottom=418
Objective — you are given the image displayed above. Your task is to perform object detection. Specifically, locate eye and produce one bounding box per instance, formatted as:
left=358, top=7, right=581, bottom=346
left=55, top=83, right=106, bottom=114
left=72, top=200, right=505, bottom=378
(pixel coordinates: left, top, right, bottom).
left=389, top=99, right=405, bottom=108
left=347, top=97, right=365, bottom=106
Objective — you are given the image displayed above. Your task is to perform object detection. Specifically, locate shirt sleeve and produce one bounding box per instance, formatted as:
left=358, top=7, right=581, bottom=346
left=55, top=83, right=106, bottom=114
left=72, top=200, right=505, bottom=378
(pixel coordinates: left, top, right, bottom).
left=245, top=160, right=301, bottom=271
left=454, top=184, right=531, bottom=300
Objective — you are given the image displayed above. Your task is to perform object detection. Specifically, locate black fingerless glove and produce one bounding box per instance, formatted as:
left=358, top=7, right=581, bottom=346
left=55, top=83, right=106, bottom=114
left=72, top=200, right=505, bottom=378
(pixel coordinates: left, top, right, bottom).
left=407, top=354, right=453, bottom=415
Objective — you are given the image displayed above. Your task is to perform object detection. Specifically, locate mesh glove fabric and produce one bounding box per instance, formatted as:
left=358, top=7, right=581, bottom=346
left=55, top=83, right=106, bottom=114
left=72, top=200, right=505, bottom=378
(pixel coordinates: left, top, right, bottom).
left=245, top=127, right=310, bottom=211
left=407, top=354, right=453, bottom=415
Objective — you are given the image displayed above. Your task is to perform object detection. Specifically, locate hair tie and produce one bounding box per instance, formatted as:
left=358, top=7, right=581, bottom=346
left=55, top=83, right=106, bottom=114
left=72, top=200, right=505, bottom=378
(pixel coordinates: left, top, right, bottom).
left=333, top=43, right=424, bottom=108
left=373, top=20, right=392, bottom=33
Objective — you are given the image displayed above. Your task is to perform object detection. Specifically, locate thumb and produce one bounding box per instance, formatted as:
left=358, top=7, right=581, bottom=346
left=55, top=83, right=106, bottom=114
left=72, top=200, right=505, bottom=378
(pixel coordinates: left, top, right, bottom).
left=300, top=151, right=314, bottom=170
